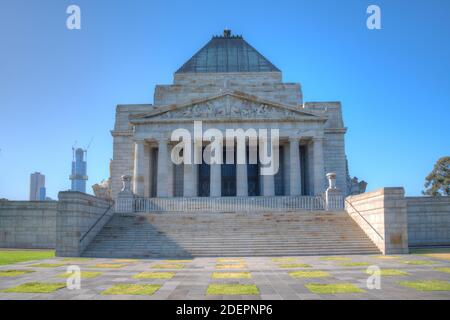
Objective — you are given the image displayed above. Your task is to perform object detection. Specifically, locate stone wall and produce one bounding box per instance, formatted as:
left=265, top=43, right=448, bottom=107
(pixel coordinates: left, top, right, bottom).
left=345, top=188, right=409, bottom=254
left=56, top=192, right=114, bottom=257
left=0, top=201, right=57, bottom=249
left=407, top=196, right=450, bottom=247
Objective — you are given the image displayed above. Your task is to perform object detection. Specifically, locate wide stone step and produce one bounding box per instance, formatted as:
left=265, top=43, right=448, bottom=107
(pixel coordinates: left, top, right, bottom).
left=82, top=212, right=380, bottom=258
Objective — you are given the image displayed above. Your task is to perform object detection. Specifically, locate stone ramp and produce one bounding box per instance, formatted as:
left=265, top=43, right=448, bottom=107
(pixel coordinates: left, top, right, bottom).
left=82, top=211, right=380, bottom=258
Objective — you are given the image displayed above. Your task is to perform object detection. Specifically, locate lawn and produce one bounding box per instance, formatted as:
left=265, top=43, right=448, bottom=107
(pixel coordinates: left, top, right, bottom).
left=2, top=282, right=66, bottom=293
left=212, top=272, right=251, bottom=279
left=398, top=280, right=450, bottom=291
left=58, top=271, right=102, bottom=279
left=289, top=270, right=330, bottom=278
left=0, top=250, right=55, bottom=265
left=433, top=267, right=450, bottom=274
left=341, top=262, right=371, bottom=267
left=164, top=259, right=192, bottom=263
left=305, top=283, right=365, bottom=294
left=102, top=284, right=161, bottom=295
left=375, top=255, right=399, bottom=260
left=216, top=264, right=247, bottom=269
left=278, top=263, right=311, bottom=268
left=133, top=272, right=175, bottom=279
left=217, top=258, right=244, bottom=263
left=88, top=263, right=125, bottom=269
left=28, top=263, right=65, bottom=268
left=400, top=260, right=437, bottom=265
left=152, top=263, right=185, bottom=269
left=320, top=257, right=351, bottom=261
left=271, top=257, right=298, bottom=263
left=0, top=270, right=35, bottom=277
left=365, top=269, right=409, bottom=276
left=207, top=284, right=259, bottom=295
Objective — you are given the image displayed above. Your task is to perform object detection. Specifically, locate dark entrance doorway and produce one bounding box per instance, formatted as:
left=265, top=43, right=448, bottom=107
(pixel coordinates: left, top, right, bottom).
left=221, top=149, right=236, bottom=196
left=198, top=147, right=210, bottom=197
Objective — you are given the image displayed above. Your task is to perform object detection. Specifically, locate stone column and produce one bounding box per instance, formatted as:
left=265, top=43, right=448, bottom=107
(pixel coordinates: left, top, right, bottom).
left=289, top=137, right=302, bottom=196
left=156, top=139, right=169, bottom=197
left=236, top=143, right=248, bottom=197
left=184, top=139, right=198, bottom=197
left=210, top=140, right=222, bottom=197
left=167, top=144, right=174, bottom=197
left=261, top=139, right=275, bottom=197
left=133, top=140, right=145, bottom=196
left=313, top=137, right=325, bottom=195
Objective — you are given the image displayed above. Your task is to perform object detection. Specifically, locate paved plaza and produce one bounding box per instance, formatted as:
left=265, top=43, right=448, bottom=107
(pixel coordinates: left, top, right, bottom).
left=0, top=253, right=450, bottom=300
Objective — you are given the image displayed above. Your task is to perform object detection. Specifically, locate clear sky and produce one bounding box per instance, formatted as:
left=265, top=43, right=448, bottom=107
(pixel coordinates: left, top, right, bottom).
left=0, top=0, right=449, bottom=200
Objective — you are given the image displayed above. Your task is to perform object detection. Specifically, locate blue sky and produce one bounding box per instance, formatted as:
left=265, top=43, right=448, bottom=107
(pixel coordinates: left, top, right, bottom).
left=0, top=0, right=449, bottom=200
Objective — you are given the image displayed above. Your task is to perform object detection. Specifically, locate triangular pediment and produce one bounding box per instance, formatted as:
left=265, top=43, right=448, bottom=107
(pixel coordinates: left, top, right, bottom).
left=130, top=92, right=325, bottom=123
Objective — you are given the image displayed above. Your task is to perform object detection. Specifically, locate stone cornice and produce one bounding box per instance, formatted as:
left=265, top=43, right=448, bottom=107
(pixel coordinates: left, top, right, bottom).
left=324, top=128, right=347, bottom=134
left=111, top=130, right=133, bottom=137
left=129, top=91, right=327, bottom=125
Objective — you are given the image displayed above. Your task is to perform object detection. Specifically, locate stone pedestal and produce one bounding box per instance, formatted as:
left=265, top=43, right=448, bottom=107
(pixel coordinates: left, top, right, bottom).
left=325, top=172, right=343, bottom=211
left=117, top=175, right=135, bottom=213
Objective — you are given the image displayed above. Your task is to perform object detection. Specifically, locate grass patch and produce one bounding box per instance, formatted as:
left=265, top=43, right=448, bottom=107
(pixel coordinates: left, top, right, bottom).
left=278, top=263, right=311, bottom=268
left=375, top=255, right=399, bottom=260
left=133, top=272, right=175, bottom=279
left=305, top=283, right=365, bottom=294
left=102, top=284, right=161, bottom=295
left=0, top=250, right=55, bottom=266
left=320, top=256, right=351, bottom=261
left=271, top=257, right=298, bottom=263
left=164, top=259, right=192, bottom=263
left=341, top=262, right=371, bottom=267
left=433, top=267, right=450, bottom=274
left=207, top=284, right=259, bottom=295
left=423, top=253, right=450, bottom=261
left=365, top=269, right=409, bottom=276
left=152, top=264, right=185, bottom=269
left=88, top=263, right=125, bottom=269
left=2, top=282, right=65, bottom=293
left=289, top=270, right=330, bottom=278
left=400, top=260, right=437, bottom=265
left=113, top=259, right=138, bottom=263
left=217, top=258, right=244, bottom=263
left=62, top=257, right=91, bottom=262
left=28, top=263, right=65, bottom=268
left=216, top=264, right=247, bottom=270
left=57, top=271, right=102, bottom=279
left=398, top=280, right=450, bottom=291
left=0, top=270, right=35, bottom=277
left=212, top=272, right=251, bottom=279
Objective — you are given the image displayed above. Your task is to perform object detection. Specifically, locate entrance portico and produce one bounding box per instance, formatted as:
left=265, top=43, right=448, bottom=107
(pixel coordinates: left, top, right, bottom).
left=131, top=123, right=327, bottom=198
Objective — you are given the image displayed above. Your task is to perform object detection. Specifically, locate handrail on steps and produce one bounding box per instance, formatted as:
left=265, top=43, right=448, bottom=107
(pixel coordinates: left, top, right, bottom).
left=79, top=201, right=115, bottom=244
left=344, top=199, right=384, bottom=241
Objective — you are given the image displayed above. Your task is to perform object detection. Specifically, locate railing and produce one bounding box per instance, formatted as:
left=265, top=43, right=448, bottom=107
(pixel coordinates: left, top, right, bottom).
left=326, top=194, right=344, bottom=211
left=345, top=198, right=384, bottom=240
left=114, top=195, right=347, bottom=213
left=79, top=201, right=115, bottom=244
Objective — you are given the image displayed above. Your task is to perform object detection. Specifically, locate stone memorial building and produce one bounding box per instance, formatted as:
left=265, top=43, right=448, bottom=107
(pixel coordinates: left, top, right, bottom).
left=111, top=30, right=349, bottom=200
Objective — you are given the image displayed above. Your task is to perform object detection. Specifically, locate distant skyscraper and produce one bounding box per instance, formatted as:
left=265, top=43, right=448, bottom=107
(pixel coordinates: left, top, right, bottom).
left=29, top=172, right=46, bottom=201
left=70, top=148, right=88, bottom=193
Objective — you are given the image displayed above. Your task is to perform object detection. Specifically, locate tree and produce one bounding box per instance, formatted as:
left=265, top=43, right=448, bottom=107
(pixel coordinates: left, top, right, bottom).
left=423, top=156, right=450, bottom=196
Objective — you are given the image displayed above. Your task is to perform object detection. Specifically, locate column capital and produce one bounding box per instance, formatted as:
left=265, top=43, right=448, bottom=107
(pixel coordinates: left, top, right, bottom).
left=133, top=138, right=146, bottom=144
left=312, top=136, right=325, bottom=142
left=288, top=136, right=301, bottom=143
left=157, top=137, right=169, bottom=144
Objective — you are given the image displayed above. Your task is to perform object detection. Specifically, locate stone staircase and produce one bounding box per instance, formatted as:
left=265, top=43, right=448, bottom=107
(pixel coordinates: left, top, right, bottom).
left=82, top=211, right=380, bottom=258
